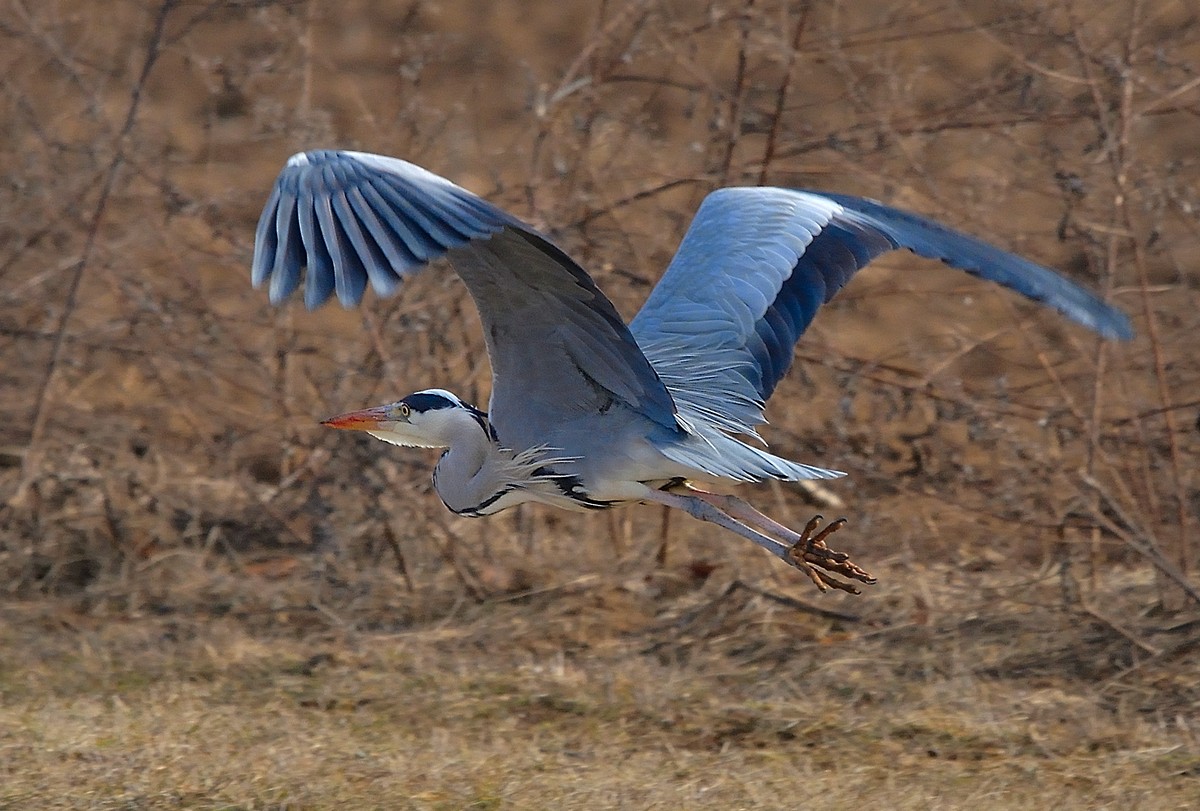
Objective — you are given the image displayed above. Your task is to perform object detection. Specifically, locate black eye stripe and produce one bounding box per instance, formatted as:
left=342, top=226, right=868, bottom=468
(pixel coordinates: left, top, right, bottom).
left=403, top=393, right=457, bottom=413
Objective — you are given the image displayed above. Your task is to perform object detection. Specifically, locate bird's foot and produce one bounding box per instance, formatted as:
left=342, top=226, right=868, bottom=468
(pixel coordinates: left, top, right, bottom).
left=787, top=515, right=877, bottom=594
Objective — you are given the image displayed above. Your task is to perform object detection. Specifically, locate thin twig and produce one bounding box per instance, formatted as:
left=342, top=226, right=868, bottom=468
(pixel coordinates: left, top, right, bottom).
left=569, top=177, right=705, bottom=229
left=1073, top=4, right=1193, bottom=604
left=730, top=579, right=862, bottom=623
left=1079, top=474, right=1200, bottom=607
left=1080, top=602, right=1161, bottom=656
left=718, top=0, right=754, bottom=185
left=14, top=0, right=177, bottom=503
left=1101, top=632, right=1200, bottom=689
left=757, top=4, right=809, bottom=185
left=381, top=520, right=416, bottom=594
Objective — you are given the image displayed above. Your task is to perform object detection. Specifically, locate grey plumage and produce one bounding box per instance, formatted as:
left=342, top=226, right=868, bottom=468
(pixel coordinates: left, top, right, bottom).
left=253, top=149, right=1132, bottom=591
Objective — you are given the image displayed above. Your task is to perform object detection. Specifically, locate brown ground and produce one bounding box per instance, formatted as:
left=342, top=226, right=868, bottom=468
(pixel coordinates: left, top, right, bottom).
left=2, top=1, right=1199, bottom=808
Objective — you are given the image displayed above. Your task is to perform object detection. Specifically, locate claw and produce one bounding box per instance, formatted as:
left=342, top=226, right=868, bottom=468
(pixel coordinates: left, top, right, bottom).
left=810, top=516, right=848, bottom=546
left=786, top=515, right=876, bottom=593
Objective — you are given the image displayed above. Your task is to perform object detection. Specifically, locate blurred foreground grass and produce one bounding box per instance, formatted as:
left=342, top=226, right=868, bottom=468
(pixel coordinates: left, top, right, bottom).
left=2, top=563, right=1198, bottom=810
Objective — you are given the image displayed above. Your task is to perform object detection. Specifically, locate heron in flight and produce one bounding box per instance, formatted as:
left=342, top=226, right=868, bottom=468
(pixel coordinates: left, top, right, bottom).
left=252, top=150, right=1131, bottom=592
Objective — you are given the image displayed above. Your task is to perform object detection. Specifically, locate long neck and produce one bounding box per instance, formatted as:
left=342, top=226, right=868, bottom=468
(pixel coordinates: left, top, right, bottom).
left=432, top=416, right=507, bottom=516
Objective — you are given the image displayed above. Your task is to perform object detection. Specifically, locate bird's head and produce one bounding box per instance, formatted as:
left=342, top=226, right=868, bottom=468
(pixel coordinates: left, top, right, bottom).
left=321, top=389, right=493, bottom=448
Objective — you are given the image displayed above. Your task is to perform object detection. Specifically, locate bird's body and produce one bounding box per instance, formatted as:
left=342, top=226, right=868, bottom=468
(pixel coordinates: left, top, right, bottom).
left=253, top=149, right=1131, bottom=591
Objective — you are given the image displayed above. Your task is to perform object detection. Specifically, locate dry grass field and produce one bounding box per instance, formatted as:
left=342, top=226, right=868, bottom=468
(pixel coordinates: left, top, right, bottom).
left=2, top=0, right=1199, bottom=808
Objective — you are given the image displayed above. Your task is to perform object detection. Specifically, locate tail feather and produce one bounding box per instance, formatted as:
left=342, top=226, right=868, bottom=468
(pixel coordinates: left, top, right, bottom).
left=655, top=429, right=844, bottom=482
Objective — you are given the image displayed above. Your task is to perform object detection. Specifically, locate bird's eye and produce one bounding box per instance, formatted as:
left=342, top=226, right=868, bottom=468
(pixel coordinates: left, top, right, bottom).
left=398, top=403, right=411, bottom=418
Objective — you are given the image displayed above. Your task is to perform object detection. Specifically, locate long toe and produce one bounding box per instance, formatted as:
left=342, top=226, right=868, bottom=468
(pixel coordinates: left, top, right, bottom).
left=786, top=514, right=877, bottom=592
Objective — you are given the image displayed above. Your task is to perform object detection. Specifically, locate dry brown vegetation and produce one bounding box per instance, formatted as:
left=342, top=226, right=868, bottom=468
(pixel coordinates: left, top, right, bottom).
left=2, top=0, right=1199, bottom=808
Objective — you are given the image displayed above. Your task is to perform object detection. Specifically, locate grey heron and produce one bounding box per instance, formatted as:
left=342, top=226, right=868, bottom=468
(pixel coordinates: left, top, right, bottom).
left=251, top=150, right=1132, bottom=592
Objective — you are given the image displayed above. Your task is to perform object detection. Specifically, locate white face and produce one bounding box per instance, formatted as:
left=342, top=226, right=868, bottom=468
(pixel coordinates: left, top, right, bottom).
left=365, top=417, right=441, bottom=449
left=322, top=389, right=483, bottom=449
left=365, top=404, right=456, bottom=449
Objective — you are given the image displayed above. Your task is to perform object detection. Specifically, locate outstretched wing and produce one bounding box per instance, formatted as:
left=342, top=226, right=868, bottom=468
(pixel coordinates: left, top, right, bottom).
left=629, top=187, right=1132, bottom=435
left=252, top=150, right=680, bottom=443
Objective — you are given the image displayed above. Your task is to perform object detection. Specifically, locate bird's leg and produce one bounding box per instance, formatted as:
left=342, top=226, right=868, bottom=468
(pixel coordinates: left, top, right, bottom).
left=639, top=487, right=793, bottom=557
left=638, top=488, right=873, bottom=593
left=686, top=489, right=845, bottom=559
left=681, top=487, right=877, bottom=593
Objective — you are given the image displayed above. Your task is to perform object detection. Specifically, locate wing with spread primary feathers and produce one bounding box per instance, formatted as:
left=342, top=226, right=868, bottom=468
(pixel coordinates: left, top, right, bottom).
left=252, top=150, right=680, bottom=445
left=629, top=187, right=1132, bottom=438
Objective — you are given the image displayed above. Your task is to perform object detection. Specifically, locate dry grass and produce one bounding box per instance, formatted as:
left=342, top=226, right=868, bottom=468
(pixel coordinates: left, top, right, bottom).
left=2, top=0, right=1199, bottom=807
left=2, top=565, right=1199, bottom=810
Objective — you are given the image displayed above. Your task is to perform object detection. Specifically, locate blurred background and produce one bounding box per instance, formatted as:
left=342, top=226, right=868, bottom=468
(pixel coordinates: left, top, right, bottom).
left=5, top=0, right=1198, bottom=602
left=2, top=1, right=1198, bottom=806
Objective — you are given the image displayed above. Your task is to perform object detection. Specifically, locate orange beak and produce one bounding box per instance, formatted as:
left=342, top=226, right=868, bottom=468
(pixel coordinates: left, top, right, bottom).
left=321, top=405, right=391, bottom=431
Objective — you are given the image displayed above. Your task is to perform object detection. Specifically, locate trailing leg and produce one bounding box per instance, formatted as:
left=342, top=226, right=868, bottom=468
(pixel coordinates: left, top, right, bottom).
left=679, top=486, right=875, bottom=592
left=639, top=486, right=874, bottom=593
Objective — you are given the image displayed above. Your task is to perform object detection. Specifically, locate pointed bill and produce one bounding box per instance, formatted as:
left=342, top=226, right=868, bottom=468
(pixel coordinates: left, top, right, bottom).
left=321, top=405, right=390, bottom=430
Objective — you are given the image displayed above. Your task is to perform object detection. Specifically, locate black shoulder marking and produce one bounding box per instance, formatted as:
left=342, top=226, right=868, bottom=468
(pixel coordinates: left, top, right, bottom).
left=531, top=466, right=615, bottom=510
left=463, top=403, right=498, bottom=442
